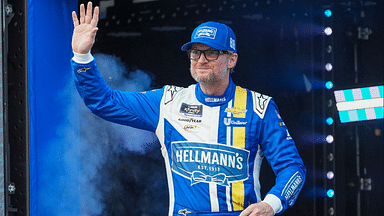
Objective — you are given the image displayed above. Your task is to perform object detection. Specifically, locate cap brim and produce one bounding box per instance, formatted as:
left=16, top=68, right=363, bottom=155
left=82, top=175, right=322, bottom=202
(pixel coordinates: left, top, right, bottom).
left=181, top=40, right=227, bottom=51
left=181, top=42, right=193, bottom=51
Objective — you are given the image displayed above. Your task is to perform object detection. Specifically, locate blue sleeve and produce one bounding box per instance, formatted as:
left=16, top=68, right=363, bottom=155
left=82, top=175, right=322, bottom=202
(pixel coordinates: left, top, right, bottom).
left=72, top=59, right=163, bottom=132
left=259, top=99, right=306, bottom=214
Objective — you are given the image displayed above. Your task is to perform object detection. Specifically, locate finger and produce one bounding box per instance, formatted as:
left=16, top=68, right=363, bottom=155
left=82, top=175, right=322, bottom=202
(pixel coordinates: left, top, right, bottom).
left=79, top=4, right=85, bottom=24
left=72, top=11, right=79, bottom=27
left=91, top=6, right=99, bottom=28
left=85, top=1, right=93, bottom=24
left=239, top=208, right=251, bottom=216
left=90, top=27, right=99, bottom=38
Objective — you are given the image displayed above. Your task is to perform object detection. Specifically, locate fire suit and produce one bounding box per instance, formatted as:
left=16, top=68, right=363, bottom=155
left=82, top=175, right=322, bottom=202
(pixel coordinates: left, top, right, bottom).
left=72, top=55, right=306, bottom=216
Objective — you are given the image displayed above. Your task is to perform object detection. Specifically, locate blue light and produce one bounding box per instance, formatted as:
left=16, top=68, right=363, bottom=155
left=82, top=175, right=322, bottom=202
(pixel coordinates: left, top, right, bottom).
left=325, top=81, right=333, bottom=89
left=324, top=9, right=332, bottom=17
left=327, top=189, right=335, bottom=198
left=326, top=117, right=334, bottom=125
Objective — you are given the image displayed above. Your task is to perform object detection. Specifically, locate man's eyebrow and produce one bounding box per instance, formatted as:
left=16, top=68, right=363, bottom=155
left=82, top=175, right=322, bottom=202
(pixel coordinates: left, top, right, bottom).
left=191, top=47, right=216, bottom=51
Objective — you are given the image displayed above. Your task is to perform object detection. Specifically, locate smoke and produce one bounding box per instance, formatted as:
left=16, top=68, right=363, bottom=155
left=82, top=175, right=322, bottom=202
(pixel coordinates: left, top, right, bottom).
left=78, top=53, right=167, bottom=215
left=39, top=53, right=168, bottom=215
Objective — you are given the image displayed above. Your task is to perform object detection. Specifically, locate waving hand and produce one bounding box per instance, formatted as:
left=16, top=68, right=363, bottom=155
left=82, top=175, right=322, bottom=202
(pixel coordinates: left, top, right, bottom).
left=72, top=2, right=99, bottom=54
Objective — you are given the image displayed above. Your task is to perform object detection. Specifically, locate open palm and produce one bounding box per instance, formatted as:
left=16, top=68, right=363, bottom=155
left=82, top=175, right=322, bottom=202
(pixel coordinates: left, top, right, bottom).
left=72, top=2, right=99, bottom=54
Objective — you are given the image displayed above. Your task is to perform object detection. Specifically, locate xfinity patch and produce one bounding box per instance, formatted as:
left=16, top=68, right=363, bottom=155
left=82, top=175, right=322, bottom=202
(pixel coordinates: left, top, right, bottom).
left=180, top=103, right=203, bottom=117
left=171, top=142, right=250, bottom=186
left=194, top=26, right=217, bottom=39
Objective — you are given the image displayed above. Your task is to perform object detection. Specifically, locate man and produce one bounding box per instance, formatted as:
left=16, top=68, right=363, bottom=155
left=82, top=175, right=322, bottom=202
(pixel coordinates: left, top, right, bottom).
left=71, top=2, right=306, bottom=216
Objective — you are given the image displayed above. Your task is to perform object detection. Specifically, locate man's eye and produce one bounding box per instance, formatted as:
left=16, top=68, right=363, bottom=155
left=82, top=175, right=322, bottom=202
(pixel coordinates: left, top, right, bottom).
left=191, top=50, right=200, bottom=55
left=207, top=50, right=217, bottom=55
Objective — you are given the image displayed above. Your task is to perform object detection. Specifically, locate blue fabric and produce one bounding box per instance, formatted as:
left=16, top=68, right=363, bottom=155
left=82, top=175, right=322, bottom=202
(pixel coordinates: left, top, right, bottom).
left=72, top=59, right=306, bottom=215
left=28, top=0, right=78, bottom=215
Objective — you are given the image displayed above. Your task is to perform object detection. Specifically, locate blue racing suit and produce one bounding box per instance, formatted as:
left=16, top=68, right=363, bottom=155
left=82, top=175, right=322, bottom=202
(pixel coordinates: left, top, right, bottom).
left=72, top=54, right=306, bottom=216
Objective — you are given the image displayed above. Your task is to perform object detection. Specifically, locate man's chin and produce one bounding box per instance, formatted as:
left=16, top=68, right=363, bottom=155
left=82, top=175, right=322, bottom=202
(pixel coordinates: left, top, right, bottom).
left=193, top=75, right=212, bottom=83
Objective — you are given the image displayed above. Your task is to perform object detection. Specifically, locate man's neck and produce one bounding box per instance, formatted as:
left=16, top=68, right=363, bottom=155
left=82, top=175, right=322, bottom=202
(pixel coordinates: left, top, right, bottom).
left=199, top=77, right=230, bottom=96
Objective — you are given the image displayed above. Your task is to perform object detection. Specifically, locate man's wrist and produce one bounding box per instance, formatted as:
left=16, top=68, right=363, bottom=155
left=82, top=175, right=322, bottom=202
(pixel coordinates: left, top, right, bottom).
left=262, top=194, right=283, bottom=215
left=72, top=52, right=94, bottom=64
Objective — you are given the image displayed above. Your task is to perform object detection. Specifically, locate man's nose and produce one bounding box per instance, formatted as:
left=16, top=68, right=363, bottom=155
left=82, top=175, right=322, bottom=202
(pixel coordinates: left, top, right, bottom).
left=197, top=53, right=209, bottom=63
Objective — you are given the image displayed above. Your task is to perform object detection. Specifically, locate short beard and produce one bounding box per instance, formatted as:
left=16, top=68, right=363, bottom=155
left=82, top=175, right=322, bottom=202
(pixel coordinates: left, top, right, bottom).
left=190, top=59, right=229, bottom=85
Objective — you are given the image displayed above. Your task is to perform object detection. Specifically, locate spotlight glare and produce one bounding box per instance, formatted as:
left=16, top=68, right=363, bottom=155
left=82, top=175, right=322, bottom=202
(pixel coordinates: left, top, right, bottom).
left=326, top=135, right=334, bottom=143
left=325, top=81, right=334, bottom=89
left=326, top=117, right=334, bottom=125
left=327, top=171, right=334, bottom=179
left=324, top=27, right=333, bottom=36
left=327, top=189, right=335, bottom=198
left=324, top=9, right=332, bottom=17
left=325, top=63, right=333, bottom=71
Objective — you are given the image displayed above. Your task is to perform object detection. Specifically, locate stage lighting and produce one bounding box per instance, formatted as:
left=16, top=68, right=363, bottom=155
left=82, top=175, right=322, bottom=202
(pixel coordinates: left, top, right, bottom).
left=326, top=171, right=334, bottom=180
left=324, top=9, right=332, bottom=17
left=325, top=63, right=333, bottom=71
left=324, top=27, right=332, bottom=36
left=327, top=189, right=335, bottom=198
left=326, top=117, right=334, bottom=125
left=326, top=135, right=334, bottom=144
left=334, top=85, right=384, bottom=123
left=325, top=81, right=333, bottom=89
left=328, top=207, right=335, bottom=215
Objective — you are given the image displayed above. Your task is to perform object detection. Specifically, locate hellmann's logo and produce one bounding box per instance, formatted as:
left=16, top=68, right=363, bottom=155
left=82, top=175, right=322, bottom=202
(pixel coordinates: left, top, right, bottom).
left=171, top=142, right=250, bottom=186
left=195, top=26, right=217, bottom=39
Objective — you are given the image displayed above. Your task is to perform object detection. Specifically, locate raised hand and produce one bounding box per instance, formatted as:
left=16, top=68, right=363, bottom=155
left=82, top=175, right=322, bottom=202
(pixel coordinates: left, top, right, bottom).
left=71, top=2, right=99, bottom=54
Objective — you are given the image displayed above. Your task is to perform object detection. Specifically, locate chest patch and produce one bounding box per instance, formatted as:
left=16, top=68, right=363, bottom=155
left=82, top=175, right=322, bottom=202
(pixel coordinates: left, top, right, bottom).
left=171, top=141, right=250, bottom=186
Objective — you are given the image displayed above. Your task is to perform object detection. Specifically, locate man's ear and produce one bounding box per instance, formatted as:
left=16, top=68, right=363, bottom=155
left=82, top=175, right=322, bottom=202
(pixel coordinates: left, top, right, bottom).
left=228, top=53, right=238, bottom=69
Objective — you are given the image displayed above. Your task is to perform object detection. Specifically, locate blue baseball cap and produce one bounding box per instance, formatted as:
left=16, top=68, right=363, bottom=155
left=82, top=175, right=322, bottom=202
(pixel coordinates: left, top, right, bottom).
left=181, top=21, right=237, bottom=53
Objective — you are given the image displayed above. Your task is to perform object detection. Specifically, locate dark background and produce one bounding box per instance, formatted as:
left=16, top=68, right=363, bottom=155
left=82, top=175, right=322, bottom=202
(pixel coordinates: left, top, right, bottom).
left=77, top=0, right=383, bottom=215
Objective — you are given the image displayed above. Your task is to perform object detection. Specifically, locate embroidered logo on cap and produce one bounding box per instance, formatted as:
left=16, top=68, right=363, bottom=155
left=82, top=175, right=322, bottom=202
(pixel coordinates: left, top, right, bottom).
left=195, top=26, right=217, bottom=39
left=230, top=37, right=236, bottom=50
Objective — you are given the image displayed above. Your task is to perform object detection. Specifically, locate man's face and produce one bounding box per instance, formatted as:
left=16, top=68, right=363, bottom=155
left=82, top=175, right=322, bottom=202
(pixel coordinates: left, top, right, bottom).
left=189, top=43, right=236, bottom=85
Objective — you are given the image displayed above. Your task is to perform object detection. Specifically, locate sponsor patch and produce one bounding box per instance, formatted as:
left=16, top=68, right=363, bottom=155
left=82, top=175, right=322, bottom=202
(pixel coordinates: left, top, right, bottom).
left=183, top=125, right=199, bottom=132
left=178, top=209, right=192, bottom=216
left=164, top=85, right=183, bottom=105
left=252, top=92, right=271, bottom=119
left=224, top=118, right=247, bottom=126
left=195, top=26, right=217, bottom=39
left=275, top=110, right=282, bottom=119
left=178, top=118, right=202, bottom=123
left=180, top=103, right=203, bottom=117
left=171, top=142, right=250, bottom=186
left=205, top=97, right=226, bottom=102
left=77, top=67, right=91, bottom=73
left=281, top=171, right=304, bottom=206
left=225, top=107, right=247, bottom=115
left=286, top=129, right=292, bottom=140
